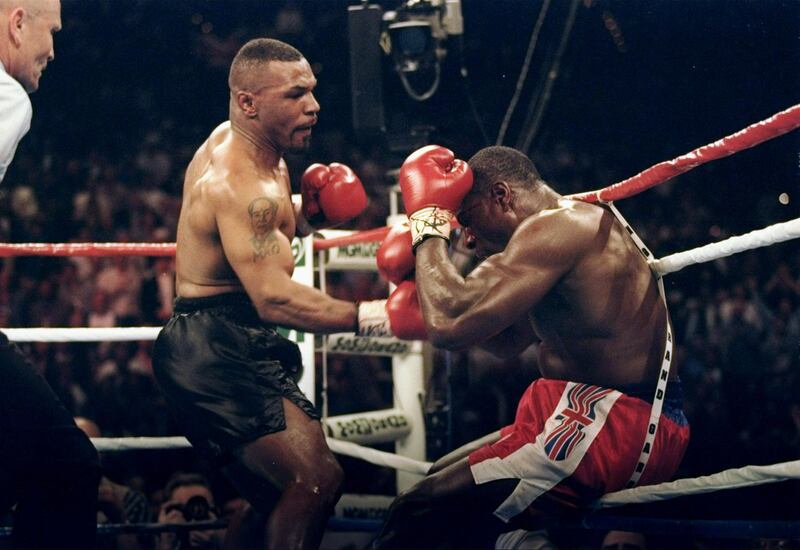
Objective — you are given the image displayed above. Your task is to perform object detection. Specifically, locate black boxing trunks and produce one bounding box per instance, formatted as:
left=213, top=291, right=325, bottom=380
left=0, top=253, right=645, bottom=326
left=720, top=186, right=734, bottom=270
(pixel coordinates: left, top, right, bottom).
left=152, top=293, right=320, bottom=463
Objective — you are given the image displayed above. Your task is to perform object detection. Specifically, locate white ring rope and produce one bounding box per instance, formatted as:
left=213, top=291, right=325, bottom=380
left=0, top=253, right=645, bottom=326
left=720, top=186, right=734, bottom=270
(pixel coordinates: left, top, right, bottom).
left=596, top=460, right=800, bottom=508
left=4, top=326, right=160, bottom=342
left=92, top=436, right=190, bottom=452
left=652, top=217, right=800, bottom=276
left=91, top=436, right=432, bottom=476
left=327, top=438, right=432, bottom=476
left=89, top=436, right=799, bottom=504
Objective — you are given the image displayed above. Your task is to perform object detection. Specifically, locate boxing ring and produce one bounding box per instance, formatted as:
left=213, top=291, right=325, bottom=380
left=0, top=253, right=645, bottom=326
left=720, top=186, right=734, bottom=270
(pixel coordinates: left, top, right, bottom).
left=1, top=103, right=799, bottom=544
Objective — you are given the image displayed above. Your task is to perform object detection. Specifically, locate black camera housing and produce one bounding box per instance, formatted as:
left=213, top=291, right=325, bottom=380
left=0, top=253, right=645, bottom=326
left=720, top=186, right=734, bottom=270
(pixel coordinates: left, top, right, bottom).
left=181, top=495, right=211, bottom=522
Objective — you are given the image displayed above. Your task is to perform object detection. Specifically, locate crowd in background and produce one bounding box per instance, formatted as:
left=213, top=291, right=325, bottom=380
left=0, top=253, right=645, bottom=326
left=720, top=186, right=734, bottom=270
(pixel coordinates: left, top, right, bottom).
left=0, top=1, right=797, bottom=548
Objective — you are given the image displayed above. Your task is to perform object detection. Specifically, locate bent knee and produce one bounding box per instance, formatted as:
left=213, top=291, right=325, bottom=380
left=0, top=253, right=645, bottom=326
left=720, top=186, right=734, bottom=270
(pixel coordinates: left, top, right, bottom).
left=290, top=460, right=343, bottom=505
left=319, top=459, right=344, bottom=500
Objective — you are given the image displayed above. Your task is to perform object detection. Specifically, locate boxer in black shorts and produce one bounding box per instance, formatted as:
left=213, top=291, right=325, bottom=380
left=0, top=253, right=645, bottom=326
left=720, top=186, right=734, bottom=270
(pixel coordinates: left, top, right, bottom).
left=152, top=38, right=370, bottom=549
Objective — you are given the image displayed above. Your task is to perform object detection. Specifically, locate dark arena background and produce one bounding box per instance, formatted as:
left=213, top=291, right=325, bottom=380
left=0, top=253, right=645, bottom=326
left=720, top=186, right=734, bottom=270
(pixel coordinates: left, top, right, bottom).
left=1, top=1, right=798, bottom=548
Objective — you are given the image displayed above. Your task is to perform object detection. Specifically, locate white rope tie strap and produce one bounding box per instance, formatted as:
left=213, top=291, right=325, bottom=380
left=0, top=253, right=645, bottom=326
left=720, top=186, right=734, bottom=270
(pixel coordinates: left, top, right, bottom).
left=603, top=201, right=674, bottom=489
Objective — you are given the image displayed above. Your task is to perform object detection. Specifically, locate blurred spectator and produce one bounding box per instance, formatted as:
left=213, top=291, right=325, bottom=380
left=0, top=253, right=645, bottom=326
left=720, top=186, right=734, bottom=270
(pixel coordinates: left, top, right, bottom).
left=155, top=472, right=225, bottom=550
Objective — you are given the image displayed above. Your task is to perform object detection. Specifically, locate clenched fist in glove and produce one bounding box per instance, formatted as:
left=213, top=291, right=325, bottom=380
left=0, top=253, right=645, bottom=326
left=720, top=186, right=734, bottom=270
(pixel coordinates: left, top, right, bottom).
left=357, top=281, right=427, bottom=341
left=296, top=163, right=368, bottom=236
left=376, top=223, right=414, bottom=285
left=399, top=145, right=472, bottom=250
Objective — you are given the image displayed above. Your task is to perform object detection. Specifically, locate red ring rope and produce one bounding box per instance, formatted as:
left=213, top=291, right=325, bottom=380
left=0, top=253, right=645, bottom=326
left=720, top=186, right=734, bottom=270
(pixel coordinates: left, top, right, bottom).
left=312, top=226, right=391, bottom=251
left=0, top=104, right=796, bottom=258
left=0, top=242, right=176, bottom=257
left=571, top=103, right=800, bottom=202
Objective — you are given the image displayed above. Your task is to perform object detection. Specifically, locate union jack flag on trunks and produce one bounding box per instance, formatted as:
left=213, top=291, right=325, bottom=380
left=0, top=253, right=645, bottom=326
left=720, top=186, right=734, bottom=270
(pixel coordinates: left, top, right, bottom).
left=543, top=384, right=615, bottom=461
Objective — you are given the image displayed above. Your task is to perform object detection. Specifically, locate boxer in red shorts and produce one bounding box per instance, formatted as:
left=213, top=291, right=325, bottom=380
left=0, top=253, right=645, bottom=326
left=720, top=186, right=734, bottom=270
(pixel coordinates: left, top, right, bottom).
left=372, top=145, right=689, bottom=548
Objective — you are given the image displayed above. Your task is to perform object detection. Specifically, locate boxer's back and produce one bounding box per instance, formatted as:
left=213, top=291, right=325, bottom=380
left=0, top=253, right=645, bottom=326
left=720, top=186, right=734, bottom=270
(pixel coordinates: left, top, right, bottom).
left=175, top=123, right=243, bottom=298
left=531, top=201, right=669, bottom=388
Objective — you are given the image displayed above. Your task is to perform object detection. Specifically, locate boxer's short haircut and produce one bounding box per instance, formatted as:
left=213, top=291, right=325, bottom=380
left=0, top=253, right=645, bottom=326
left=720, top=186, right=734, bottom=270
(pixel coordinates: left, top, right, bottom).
left=229, top=38, right=304, bottom=90
left=468, top=145, right=543, bottom=194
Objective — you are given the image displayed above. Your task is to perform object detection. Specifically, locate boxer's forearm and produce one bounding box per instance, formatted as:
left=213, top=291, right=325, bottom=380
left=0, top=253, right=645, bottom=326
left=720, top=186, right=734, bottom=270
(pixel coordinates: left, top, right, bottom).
left=254, top=278, right=357, bottom=334
left=414, top=239, right=486, bottom=349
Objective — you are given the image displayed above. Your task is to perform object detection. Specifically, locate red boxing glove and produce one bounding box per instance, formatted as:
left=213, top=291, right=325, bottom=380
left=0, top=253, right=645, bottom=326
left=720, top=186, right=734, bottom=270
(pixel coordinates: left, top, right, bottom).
left=376, top=223, right=414, bottom=285
left=399, top=145, right=473, bottom=249
left=298, top=163, right=368, bottom=233
left=356, top=281, right=427, bottom=340
left=386, top=280, right=428, bottom=340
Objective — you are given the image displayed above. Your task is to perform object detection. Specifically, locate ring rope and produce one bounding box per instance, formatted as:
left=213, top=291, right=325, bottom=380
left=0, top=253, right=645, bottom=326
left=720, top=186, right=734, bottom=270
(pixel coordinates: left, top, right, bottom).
left=313, top=226, right=391, bottom=250
left=4, top=327, right=160, bottom=342
left=90, top=436, right=432, bottom=476
left=651, top=217, right=800, bottom=276
left=0, top=227, right=392, bottom=257
left=0, top=242, right=176, bottom=257
left=597, top=459, right=800, bottom=508
left=571, top=103, right=800, bottom=202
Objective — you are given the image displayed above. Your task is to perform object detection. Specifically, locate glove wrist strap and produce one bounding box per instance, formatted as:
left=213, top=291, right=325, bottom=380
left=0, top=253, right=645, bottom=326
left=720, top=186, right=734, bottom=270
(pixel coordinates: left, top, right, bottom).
left=356, top=300, right=393, bottom=337
left=408, top=206, right=453, bottom=251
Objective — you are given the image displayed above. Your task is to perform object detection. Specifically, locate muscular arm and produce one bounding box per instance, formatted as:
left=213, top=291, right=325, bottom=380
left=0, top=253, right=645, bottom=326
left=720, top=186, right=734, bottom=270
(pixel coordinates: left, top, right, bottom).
left=415, top=211, right=589, bottom=351
left=478, top=317, right=536, bottom=358
left=216, top=187, right=357, bottom=333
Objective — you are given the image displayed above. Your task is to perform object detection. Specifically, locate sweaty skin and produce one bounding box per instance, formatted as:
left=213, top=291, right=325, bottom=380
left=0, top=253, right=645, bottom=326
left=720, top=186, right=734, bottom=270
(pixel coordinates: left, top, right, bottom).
left=418, top=188, right=671, bottom=389
left=175, top=59, right=357, bottom=334
left=168, top=53, right=353, bottom=550
left=372, top=164, right=680, bottom=549
left=176, top=122, right=296, bottom=296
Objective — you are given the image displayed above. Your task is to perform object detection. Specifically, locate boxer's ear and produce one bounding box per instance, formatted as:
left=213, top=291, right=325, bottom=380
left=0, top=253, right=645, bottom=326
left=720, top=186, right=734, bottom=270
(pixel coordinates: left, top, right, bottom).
left=235, top=91, right=257, bottom=118
left=490, top=181, right=512, bottom=211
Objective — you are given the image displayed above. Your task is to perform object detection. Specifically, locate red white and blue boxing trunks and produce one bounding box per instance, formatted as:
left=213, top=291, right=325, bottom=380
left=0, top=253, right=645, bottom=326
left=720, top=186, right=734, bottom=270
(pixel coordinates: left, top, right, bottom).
left=469, top=378, right=689, bottom=522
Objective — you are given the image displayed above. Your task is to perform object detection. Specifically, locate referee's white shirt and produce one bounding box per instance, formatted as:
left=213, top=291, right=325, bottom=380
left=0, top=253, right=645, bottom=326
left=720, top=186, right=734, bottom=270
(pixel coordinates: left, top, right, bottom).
left=0, top=61, right=32, bottom=183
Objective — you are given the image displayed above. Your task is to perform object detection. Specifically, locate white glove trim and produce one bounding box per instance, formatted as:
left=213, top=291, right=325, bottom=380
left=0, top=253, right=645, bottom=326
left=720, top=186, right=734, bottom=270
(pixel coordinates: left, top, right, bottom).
left=408, top=206, right=453, bottom=250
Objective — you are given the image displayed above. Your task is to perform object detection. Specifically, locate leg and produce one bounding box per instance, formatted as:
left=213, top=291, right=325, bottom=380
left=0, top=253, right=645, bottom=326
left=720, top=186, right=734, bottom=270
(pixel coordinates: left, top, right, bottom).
left=373, top=457, right=517, bottom=549
left=231, top=398, right=343, bottom=550
left=0, top=334, right=101, bottom=548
